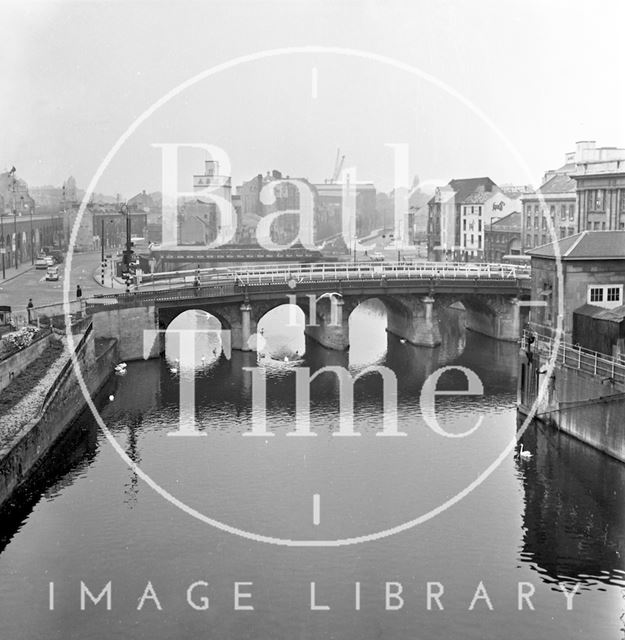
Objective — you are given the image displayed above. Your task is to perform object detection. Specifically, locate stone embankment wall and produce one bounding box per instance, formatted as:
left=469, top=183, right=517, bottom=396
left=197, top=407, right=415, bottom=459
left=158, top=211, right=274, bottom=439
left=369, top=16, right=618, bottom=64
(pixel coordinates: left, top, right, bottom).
left=0, top=326, right=118, bottom=508
left=0, top=331, right=55, bottom=393
left=518, top=347, right=625, bottom=462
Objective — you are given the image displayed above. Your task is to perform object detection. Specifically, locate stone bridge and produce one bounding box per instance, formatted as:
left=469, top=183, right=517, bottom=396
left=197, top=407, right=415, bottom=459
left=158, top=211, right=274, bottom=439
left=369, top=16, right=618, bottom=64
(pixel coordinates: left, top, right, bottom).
left=87, top=261, right=531, bottom=360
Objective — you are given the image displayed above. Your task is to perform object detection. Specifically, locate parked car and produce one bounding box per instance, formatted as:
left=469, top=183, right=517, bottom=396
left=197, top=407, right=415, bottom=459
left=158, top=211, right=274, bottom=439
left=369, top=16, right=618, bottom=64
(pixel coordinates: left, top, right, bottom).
left=35, top=255, right=48, bottom=269
left=45, top=266, right=60, bottom=281
left=45, top=255, right=55, bottom=267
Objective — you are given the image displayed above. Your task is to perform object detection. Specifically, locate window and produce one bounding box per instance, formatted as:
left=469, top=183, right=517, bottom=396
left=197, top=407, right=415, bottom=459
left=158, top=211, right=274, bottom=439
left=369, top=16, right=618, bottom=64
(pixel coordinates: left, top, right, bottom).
left=526, top=234, right=531, bottom=246
left=568, top=204, right=575, bottom=221
left=463, top=219, right=466, bottom=231
left=534, top=215, right=539, bottom=228
left=560, top=205, right=566, bottom=219
left=542, top=217, right=547, bottom=230
left=550, top=205, right=556, bottom=218
left=478, top=220, right=482, bottom=232
left=589, top=287, right=604, bottom=302
left=526, top=214, right=531, bottom=228
left=588, top=284, right=623, bottom=308
left=607, top=287, right=621, bottom=302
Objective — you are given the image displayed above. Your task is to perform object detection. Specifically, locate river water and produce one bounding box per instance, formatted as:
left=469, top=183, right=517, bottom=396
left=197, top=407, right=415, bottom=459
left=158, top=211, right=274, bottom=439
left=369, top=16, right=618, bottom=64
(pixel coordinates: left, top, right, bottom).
left=0, top=302, right=624, bottom=639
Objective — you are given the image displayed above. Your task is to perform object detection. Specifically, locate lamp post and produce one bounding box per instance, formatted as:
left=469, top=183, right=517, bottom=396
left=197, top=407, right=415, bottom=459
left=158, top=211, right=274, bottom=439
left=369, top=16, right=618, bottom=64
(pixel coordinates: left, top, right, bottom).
left=11, top=169, right=18, bottom=270
left=101, top=218, right=105, bottom=285
left=0, top=214, right=5, bottom=279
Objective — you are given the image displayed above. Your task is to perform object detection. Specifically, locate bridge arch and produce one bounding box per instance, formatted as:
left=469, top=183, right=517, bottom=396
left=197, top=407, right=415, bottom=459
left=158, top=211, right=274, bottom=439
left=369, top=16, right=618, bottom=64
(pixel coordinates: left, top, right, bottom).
left=256, top=303, right=307, bottom=358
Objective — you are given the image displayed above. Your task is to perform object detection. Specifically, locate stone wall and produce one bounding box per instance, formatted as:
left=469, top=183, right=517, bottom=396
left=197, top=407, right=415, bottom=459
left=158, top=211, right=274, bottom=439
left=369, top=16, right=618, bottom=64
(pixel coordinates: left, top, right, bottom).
left=92, top=304, right=159, bottom=360
left=0, top=331, right=118, bottom=508
left=0, top=331, right=55, bottom=393
left=518, top=348, right=625, bottom=462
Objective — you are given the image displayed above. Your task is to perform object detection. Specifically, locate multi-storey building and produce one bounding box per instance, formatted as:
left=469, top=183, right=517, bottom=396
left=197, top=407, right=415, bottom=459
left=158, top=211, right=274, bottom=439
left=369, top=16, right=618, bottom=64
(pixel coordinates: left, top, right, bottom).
left=520, top=173, right=576, bottom=252
left=238, top=170, right=320, bottom=246
left=427, top=177, right=521, bottom=261
left=572, top=141, right=625, bottom=232
left=485, top=211, right=522, bottom=262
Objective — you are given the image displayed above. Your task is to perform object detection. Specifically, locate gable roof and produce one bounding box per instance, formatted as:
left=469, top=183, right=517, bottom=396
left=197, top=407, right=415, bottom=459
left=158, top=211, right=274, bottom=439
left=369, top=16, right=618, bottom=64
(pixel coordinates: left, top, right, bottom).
left=527, top=230, right=625, bottom=260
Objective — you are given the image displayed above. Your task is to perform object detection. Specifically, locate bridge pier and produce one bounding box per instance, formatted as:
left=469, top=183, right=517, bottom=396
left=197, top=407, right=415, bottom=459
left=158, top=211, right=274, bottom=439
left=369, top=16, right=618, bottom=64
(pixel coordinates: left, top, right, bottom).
left=92, top=305, right=161, bottom=361
left=464, top=296, right=523, bottom=342
left=237, top=302, right=255, bottom=352
left=304, top=297, right=350, bottom=351
left=386, top=295, right=442, bottom=347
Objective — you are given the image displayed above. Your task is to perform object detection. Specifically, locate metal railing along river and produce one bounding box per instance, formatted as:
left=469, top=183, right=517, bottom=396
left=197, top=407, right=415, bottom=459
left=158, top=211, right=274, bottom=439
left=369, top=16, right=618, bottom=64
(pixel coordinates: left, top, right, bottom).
left=521, top=329, right=625, bottom=385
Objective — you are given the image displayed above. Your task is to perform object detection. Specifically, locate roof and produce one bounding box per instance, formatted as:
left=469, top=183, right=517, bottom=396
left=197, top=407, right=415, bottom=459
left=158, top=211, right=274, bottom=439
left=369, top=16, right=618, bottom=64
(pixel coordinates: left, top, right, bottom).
left=527, top=230, right=625, bottom=260
left=574, top=304, right=625, bottom=323
left=448, top=177, right=498, bottom=203
left=490, top=211, right=521, bottom=230
left=537, top=173, right=576, bottom=194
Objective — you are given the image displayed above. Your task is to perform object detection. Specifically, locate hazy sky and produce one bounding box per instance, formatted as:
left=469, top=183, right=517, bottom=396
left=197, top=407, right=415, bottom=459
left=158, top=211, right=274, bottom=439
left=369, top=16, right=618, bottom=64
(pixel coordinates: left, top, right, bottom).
left=2, top=0, right=625, bottom=197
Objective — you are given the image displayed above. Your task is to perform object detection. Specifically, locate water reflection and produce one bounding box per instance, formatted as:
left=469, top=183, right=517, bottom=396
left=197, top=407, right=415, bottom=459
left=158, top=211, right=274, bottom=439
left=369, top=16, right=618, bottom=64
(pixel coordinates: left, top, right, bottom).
left=258, top=304, right=306, bottom=361
left=518, top=417, right=625, bottom=589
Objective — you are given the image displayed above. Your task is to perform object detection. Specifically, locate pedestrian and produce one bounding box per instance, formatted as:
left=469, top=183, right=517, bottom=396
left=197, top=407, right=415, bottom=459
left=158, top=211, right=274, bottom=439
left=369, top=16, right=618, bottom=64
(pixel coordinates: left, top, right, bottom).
left=76, top=284, right=82, bottom=299
left=27, top=298, right=34, bottom=323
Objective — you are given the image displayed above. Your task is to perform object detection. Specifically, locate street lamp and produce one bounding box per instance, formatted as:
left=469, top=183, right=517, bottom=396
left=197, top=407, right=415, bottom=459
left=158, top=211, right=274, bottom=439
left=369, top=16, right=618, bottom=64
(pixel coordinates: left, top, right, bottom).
left=0, top=213, right=5, bottom=279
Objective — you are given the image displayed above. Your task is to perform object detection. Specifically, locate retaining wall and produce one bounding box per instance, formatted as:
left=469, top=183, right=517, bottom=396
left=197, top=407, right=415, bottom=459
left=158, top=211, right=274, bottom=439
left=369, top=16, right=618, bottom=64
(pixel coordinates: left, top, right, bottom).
left=0, top=331, right=56, bottom=393
left=0, top=331, right=118, bottom=508
left=518, top=349, right=625, bottom=462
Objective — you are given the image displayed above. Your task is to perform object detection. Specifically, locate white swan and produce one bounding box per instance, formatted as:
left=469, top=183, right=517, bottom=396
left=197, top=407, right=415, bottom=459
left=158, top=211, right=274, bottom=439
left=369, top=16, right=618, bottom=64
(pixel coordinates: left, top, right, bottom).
left=519, top=443, right=532, bottom=459
left=399, top=338, right=406, bottom=344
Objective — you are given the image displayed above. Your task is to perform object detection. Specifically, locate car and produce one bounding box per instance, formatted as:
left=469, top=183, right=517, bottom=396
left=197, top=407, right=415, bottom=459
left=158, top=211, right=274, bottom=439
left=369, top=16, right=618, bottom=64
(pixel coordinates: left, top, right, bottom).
left=45, top=255, right=55, bottom=267
left=35, top=256, right=48, bottom=269
left=45, top=266, right=60, bottom=281
left=371, top=251, right=385, bottom=262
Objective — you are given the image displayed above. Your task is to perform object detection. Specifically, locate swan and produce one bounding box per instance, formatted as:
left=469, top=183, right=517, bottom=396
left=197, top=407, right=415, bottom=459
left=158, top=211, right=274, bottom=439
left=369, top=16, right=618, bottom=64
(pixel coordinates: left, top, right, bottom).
left=399, top=338, right=406, bottom=344
left=519, top=443, right=532, bottom=459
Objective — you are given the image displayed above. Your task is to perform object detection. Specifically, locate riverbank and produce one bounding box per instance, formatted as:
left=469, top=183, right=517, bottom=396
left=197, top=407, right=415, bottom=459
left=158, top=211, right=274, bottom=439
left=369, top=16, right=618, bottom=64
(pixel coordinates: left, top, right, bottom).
left=0, top=323, right=118, bottom=509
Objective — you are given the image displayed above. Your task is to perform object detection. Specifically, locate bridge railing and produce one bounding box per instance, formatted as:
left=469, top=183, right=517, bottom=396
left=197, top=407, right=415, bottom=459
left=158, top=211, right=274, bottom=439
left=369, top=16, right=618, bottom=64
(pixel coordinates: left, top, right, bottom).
left=138, top=261, right=530, bottom=290
left=521, top=329, right=625, bottom=385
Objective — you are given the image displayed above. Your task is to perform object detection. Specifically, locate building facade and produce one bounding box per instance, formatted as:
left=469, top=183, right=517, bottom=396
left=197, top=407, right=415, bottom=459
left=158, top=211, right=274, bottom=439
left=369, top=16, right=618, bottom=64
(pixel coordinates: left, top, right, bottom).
left=485, top=211, right=522, bottom=262
left=526, top=230, right=625, bottom=340
left=520, top=173, right=577, bottom=252
left=572, top=141, right=625, bottom=232
left=427, top=177, right=520, bottom=261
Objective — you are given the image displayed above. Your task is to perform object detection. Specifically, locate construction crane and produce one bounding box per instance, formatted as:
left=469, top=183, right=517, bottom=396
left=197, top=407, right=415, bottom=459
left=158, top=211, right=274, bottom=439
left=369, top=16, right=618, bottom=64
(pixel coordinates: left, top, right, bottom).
left=330, top=148, right=345, bottom=183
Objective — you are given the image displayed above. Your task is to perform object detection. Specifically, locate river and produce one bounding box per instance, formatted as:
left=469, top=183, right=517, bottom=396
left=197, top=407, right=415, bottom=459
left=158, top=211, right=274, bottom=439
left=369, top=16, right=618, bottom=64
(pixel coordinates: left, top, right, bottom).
left=0, top=302, right=623, bottom=639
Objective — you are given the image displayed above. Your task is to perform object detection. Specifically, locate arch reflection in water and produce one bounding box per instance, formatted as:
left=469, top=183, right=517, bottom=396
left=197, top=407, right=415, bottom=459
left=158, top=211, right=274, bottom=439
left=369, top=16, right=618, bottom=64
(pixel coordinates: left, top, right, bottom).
left=348, top=298, right=387, bottom=367
left=165, top=309, right=224, bottom=372
left=257, top=304, right=305, bottom=361
left=518, top=418, right=625, bottom=591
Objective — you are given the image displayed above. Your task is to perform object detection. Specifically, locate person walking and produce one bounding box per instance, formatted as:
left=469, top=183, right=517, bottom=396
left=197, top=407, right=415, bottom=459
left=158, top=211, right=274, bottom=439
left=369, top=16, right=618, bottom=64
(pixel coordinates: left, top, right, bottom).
left=27, top=298, right=34, bottom=323
left=76, top=284, right=82, bottom=299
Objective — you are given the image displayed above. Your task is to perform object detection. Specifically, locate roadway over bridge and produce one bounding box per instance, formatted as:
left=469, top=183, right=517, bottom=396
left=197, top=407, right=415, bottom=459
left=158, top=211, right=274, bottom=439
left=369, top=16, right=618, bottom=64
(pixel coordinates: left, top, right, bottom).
left=88, top=261, right=532, bottom=360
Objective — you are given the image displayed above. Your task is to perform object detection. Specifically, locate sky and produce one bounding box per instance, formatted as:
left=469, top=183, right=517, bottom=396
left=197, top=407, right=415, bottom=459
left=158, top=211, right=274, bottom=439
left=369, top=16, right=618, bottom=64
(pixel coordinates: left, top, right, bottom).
left=2, top=0, right=625, bottom=198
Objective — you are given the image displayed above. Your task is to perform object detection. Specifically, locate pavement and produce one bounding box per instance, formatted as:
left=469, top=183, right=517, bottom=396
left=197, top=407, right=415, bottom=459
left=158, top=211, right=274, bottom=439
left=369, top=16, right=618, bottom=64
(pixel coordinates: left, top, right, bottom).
left=0, top=251, right=115, bottom=315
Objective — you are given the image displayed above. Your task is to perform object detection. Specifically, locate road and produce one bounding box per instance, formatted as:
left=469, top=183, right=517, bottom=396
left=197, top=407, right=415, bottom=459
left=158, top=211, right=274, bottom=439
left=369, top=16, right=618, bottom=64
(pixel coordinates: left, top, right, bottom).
left=0, top=252, right=112, bottom=314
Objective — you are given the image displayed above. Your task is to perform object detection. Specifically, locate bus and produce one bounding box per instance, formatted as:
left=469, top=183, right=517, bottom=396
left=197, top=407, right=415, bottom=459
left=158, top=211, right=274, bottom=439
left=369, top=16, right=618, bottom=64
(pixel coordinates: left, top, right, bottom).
left=501, top=254, right=531, bottom=266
